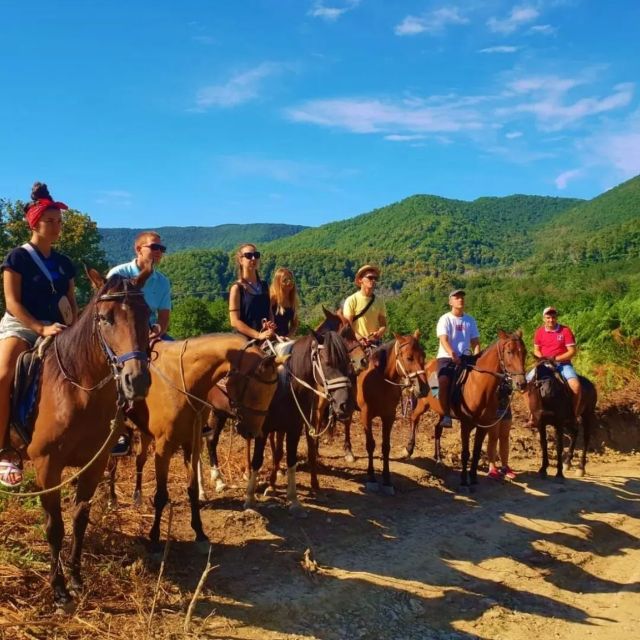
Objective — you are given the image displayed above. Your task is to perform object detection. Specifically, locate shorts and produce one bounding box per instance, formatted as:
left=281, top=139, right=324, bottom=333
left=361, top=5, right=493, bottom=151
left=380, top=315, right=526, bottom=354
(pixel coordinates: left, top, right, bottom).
left=437, top=357, right=456, bottom=378
left=0, top=312, right=39, bottom=346
left=526, top=362, right=578, bottom=383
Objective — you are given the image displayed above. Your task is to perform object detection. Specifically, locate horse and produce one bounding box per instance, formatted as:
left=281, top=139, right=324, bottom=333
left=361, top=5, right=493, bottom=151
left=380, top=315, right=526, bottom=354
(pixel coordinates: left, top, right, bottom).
left=204, top=310, right=366, bottom=495
left=527, top=359, right=597, bottom=479
left=5, top=269, right=152, bottom=610
left=206, top=330, right=354, bottom=515
left=114, top=334, right=282, bottom=550
left=341, top=332, right=428, bottom=495
left=403, top=331, right=527, bottom=489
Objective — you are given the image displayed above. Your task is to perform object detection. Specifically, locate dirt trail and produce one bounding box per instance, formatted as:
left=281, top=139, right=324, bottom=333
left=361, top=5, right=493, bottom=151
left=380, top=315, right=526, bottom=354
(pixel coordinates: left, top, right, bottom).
left=1, top=401, right=640, bottom=640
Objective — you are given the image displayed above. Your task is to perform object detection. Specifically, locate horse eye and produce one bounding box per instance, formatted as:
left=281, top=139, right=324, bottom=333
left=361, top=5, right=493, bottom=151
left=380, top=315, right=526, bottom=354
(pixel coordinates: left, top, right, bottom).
left=407, top=356, right=414, bottom=362
left=99, top=312, right=114, bottom=325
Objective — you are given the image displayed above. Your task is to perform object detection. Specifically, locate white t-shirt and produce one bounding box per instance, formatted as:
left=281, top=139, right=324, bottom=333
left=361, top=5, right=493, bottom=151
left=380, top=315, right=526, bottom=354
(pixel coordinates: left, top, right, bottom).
left=436, top=312, right=480, bottom=358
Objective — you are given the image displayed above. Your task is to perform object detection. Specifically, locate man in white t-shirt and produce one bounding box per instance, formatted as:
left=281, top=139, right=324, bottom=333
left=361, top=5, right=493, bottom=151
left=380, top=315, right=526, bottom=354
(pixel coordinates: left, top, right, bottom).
left=436, top=289, right=480, bottom=427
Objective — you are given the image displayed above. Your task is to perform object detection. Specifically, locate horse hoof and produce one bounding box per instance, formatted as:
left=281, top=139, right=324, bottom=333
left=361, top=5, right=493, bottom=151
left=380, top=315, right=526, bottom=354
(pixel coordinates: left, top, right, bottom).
left=54, top=598, right=76, bottom=616
left=215, top=479, right=227, bottom=493
left=345, top=452, right=355, bottom=464
left=244, top=501, right=258, bottom=512
left=402, top=447, right=412, bottom=459
left=381, top=484, right=395, bottom=496
left=107, top=497, right=118, bottom=511
left=289, top=504, right=308, bottom=519
left=575, top=468, right=585, bottom=478
left=210, top=467, right=221, bottom=482
left=563, top=463, right=572, bottom=473
left=198, top=492, right=207, bottom=503
left=195, top=539, right=210, bottom=555
left=365, top=481, right=380, bottom=493
left=68, top=575, right=83, bottom=595
left=133, top=492, right=143, bottom=508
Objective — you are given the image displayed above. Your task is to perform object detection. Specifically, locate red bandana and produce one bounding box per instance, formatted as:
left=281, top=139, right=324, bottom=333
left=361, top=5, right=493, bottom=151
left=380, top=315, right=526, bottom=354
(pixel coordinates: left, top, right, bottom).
left=25, top=199, right=68, bottom=229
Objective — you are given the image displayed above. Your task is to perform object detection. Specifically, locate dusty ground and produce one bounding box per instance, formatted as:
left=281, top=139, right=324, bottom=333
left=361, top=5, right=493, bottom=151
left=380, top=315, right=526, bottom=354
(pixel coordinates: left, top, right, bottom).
left=1, top=392, right=639, bottom=640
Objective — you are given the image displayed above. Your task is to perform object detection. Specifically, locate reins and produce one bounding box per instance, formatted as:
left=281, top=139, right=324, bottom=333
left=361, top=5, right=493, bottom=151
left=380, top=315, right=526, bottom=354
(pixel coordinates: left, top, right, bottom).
left=385, top=339, right=423, bottom=388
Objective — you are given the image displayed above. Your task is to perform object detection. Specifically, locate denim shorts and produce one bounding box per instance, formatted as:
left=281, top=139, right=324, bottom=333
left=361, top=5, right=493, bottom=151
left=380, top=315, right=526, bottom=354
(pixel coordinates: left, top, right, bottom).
left=556, top=362, right=578, bottom=381
left=0, top=312, right=39, bottom=346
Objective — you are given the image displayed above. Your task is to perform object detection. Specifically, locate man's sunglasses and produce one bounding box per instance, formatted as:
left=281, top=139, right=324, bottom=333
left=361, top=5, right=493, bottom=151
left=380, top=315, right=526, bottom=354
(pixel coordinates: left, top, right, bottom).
left=242, top=251, right=261, bottom=259
left=364, top=275, right=378, bottom=281
left=144, top=243, right=167, bottom=253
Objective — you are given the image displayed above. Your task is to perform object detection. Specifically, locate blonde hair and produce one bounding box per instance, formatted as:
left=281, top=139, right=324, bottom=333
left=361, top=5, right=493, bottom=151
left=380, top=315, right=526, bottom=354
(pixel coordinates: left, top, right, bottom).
left=270, top=267, right=299, bottom=317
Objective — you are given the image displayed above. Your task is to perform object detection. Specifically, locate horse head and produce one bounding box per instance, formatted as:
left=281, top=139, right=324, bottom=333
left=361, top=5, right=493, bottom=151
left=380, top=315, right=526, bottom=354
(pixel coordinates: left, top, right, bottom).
left=86, top=267, right=152, bottom=401
left=393, top=330, right=428, bottom=397
left=316, top=307, right=368, bottom=375
left=225, top=345, right=281, bottom=438
left=497, top=329, right=527, bottom=392
left=312, top=329, right=355, bottom=421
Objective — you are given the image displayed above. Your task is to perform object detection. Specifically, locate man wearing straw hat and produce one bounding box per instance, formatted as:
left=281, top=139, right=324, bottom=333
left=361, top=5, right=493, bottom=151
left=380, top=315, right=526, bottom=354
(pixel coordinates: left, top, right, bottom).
left=343, top=264, right=387, bottom=346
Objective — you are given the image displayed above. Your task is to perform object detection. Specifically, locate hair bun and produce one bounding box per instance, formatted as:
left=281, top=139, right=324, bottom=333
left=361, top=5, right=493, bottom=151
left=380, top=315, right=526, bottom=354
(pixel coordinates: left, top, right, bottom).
left=31, top=181, right=52, bottom=201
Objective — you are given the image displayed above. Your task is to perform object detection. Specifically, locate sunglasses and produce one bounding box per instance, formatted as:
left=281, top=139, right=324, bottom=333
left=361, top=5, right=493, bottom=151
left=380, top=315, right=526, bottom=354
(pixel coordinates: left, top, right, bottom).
left=143, top=243, right=167, bottom=253
left=242, top=251, right=261, bottom=259
left=364, top=275, right=378, bottom=281
left=282, top=278, right=294, bottom=285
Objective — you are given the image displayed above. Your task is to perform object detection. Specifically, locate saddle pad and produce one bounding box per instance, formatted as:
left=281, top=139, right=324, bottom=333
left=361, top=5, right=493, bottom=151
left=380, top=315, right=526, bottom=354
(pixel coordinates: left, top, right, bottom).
left=10, top=347, right=44, bottom=444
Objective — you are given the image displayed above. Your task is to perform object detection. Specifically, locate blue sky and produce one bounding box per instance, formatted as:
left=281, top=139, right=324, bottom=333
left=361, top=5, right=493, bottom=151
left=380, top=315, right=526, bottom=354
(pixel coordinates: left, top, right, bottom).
left=1, top=1, right=639, bottom=228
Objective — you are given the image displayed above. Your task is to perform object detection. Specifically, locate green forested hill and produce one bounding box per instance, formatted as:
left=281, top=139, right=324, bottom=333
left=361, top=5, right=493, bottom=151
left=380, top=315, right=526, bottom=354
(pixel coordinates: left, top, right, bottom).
left=99, top=223, right=307, bottom=265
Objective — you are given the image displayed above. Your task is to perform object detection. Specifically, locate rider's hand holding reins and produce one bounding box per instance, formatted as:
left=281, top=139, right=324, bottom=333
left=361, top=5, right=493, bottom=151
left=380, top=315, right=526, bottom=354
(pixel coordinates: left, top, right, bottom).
left=41, top=322, right=67, bottom=337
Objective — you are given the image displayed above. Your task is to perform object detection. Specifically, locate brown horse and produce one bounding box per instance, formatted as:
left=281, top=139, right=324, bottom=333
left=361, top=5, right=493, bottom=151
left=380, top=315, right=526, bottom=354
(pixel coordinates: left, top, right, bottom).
left=342, top=332, right=428, bottom=495
left=7, top=269, right=152, bottom=610
left=118, top=334, right=281, bottom=550
left=404, top=331, right=527, bottom=489
left=527, top=360, right=597, bottom=479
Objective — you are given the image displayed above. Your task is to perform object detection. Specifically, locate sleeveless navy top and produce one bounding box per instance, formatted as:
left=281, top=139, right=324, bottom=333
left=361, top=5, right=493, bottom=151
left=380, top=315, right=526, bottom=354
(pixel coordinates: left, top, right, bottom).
left=237, top=280, right=270, bottom=332
left=273, top=306, right=295, bottom=337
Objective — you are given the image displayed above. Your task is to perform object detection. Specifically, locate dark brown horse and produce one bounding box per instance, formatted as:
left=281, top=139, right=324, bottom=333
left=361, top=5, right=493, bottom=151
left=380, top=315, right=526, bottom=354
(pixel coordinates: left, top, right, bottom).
left=206, top=331, right=355, bottom=515
left=117, top=334, right=281, bottom=550
left=342, top=332, right=428, bottom=495
left=7, top=270, right=152, bottom=610
left=527, top=359, right=597, bottom=479
left=403, top=331, right=527, bottom=489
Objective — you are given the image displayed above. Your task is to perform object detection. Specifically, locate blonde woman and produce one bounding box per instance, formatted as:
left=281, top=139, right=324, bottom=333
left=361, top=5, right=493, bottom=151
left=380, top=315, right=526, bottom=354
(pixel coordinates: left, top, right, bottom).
left=270, top=267, right=299, bottom=338
left=228, top=243, right=276, bottom=341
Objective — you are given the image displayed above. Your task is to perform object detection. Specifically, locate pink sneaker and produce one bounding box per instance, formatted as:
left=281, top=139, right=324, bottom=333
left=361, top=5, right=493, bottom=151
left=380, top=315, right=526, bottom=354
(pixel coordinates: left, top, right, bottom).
left=501, top=466, right=517, bottom=480
left=487, top=467, right=502, bottom=480
left=0, top=460, right=23, bottom=488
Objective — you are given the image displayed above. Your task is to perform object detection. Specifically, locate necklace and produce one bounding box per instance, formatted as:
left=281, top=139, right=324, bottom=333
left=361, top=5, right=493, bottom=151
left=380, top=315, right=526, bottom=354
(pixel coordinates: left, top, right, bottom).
left=242, top=279, right=262, bottom=295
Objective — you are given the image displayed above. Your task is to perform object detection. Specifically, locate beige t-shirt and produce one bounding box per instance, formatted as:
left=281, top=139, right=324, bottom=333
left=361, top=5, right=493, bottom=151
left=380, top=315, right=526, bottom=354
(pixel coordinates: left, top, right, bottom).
left=343, top=291, right=387, bottom=339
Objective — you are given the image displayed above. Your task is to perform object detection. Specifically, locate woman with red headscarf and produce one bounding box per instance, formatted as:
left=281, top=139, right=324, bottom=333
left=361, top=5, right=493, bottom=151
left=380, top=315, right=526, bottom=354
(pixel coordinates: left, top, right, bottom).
left=0, top=182, right=77, bottom=487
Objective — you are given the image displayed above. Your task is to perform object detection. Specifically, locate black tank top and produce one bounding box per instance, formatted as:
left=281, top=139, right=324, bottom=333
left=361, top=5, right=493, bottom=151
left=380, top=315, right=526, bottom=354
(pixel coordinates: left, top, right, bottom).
left=273, top=305, right=295, bottom=337
left=237, top=280, right=270, bottom=332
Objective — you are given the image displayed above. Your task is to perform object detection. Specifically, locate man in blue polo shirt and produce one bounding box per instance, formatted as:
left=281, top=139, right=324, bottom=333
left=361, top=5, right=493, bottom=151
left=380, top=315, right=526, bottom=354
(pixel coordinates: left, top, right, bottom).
left=107, top=231, right=171, bottom=455
left=107, top=231, right=171, bottom=338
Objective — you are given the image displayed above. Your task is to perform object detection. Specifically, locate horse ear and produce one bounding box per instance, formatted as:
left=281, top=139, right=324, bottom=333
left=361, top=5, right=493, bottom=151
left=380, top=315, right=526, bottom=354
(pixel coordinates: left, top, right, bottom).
left=85, top=265, right=105, bottom=290
left=322, top=306, right=335, bottom=320
left=310, top=329, right=323, bottom=344
left=515, top=328, right=523, bottom=338
left=133, top=265, right=153, bottom=289
left=394, top=332, right=401, bottom=340
left=413, top=329, right=421, bottom=340
left=497, top=329, right=508, bottom=339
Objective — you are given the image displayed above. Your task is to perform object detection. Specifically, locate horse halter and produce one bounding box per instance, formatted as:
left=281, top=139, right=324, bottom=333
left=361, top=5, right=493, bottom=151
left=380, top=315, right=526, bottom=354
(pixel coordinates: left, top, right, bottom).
left=309, top=341, right=351, bottom=400
left=227, top=342, right=278, bottom=420
left=390, top=339, right=423, bottom=388
left=495, top=337, right=527, bottom=385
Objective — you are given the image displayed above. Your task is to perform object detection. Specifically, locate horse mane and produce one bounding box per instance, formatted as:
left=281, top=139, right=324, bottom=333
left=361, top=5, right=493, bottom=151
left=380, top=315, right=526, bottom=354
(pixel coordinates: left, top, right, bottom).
left=288, top=330, right=349, bottom=381
left=321, top=330, right=350, bottom=372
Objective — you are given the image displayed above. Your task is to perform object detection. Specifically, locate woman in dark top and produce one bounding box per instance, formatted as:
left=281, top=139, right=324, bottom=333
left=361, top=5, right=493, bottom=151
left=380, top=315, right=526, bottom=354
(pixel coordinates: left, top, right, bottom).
left=228, top=243, right=276, bottom=341
left=270, top=267, right=299, bottom=338
left=0, top=182, right=78, bottom=487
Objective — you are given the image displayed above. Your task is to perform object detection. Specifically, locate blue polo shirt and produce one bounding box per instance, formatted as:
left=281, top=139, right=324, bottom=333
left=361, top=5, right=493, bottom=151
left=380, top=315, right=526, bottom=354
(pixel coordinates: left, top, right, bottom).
left=107, top=259, right=171, bottom=325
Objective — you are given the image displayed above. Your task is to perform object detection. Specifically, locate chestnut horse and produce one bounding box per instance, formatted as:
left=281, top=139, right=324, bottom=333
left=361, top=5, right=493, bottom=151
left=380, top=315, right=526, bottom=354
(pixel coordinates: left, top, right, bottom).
left=342, top=332, right=428, bottom=495
left=404, top=331, right=527, bottom=488
left=5, top=270, right=152, bottom=610
left=527, top=359, right=597, bottom=479
left=116, top=334, right=281, bottom=550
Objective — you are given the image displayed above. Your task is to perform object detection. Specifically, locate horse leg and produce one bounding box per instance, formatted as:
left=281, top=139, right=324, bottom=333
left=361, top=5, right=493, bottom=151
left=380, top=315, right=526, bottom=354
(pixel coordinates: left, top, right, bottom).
left=305, top=427, right=320, bottom=492
left=459, top=422, right=471, bottom=488
left=578, top=410, right=593, bottom=477
left=404, top=401, right=425, bottom=458
left=538, top=425, right=549, bottom=478
left=106, top=456, right=118, bottom=509
left=564, top=424, right=578, bottom=474
left=363, top=413, right=378, bottom=492
left=381, top=415, right=395, bottom=495
left=286, top=427, right=307, bottom=518
left=245, top=435, right=266, bottom=510
left=133, top=432, right=152, bottom=507
left=266, top=431, right=279, bottom=494
left=69, top=458, right=108, bottom=593
left=38, top=462, right=73, bottom=610
left=554, top=425, right=565, bottom=482
left=184, top=431, right=209, bottom=547
left=149, top=441, right=172, bottom=552
left=206, top=413, right=227, bottom=491
left=434, top=422, right=444, bottom=466
left=469, top=427, right=487, bottom=487
left=344, top=417, right=355, bottom=463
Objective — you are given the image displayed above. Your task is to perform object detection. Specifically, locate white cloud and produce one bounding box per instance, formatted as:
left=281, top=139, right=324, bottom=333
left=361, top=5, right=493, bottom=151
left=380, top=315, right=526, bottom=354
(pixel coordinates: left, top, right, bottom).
left=95, top=190, right=133, bottom=207
left=395, top=7, right=469, bottom=36
left=505, top=131, right=523, bottom=139
left=309, top=0, right=360, bottom=22
left=479, top=45, right=519, bottom=54
left=529, top=24, right=556, bottom=35
left=286, top=97, right=483, bottom=134
left=555, top=168, right=582, bottom=189
left=487, top=5, right=539, bottom=34
left=384, top=134, right=427, bottom=142
left=194, top=62, right=291, bottom=109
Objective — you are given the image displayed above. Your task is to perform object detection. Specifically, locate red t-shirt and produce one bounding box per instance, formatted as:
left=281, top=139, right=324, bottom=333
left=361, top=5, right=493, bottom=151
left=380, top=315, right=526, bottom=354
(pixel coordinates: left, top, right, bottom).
left=534, top=324, right=576, bottom=360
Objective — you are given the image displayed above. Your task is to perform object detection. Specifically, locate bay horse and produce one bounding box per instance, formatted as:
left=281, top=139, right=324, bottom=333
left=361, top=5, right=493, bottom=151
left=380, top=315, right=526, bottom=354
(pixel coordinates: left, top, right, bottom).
left=6, top=269, right=152, bottom=610
left=403, top=331, right=527, bottom=488
left=527, top=360, right=597, bottom=479
left=204, top=310, right=366, bottom=495
left=116, top=334, right=281, bottom=550
left=206, top=331, right=354, bottom=515
left=342, top=332, right=428, bottom=495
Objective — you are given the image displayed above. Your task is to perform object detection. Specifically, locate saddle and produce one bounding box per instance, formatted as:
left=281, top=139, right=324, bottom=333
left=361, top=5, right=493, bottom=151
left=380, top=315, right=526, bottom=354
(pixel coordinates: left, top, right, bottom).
left=531, top=363, right=573, bottom=422
left=10, top=337, right=54, bottom=445
left=450, top=354, right=479, bottom=411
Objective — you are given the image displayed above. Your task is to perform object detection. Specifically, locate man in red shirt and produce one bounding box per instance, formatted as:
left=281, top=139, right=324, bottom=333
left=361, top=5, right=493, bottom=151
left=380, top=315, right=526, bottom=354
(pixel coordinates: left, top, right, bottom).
left=532, top=306, right=581, bottom=416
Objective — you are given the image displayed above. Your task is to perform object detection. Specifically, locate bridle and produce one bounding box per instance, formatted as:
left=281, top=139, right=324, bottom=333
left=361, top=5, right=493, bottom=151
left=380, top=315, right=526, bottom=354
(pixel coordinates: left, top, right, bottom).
left=469, top=336, right=527, bottom=387
left=385, top=339, right=425, bottom=389
left=55, top=285, right=149, bottom=403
